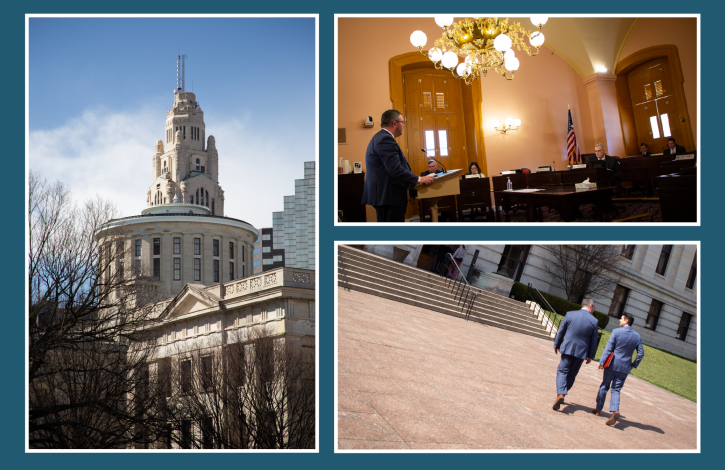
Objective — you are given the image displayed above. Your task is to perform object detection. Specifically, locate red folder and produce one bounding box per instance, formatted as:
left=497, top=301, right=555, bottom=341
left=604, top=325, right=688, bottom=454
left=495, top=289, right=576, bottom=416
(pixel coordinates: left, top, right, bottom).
left=603, top=352, right=614, bottom=368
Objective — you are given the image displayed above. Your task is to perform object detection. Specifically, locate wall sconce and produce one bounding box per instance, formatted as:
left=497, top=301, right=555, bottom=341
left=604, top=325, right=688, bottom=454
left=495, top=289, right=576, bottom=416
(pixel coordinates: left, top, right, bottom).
left=493, top=117, right=521, bottom=134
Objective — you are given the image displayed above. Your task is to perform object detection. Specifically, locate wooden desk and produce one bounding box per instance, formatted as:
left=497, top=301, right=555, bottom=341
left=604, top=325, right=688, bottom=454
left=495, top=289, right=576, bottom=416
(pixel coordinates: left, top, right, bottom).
left=337, top=173, right=366, bottom=222
left=655, top=173, right=697, bottom=222
left=456, top=177, right=493, bottom=222
left=494, top=185, right=614, bottom=222
left=619, top=155, right=679, bottom=196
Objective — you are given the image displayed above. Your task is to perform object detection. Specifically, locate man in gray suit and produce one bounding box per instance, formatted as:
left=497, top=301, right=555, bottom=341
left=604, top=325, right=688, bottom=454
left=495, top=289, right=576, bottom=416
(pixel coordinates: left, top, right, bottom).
left=593, top=312, right=645, bottom=426
left=552, top=298, right=599, bottom=411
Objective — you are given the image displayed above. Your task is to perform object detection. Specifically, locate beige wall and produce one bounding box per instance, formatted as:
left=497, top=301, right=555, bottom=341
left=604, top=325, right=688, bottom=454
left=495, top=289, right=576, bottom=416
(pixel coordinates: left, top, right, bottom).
left=618, top=17, right=698, bottom=144
left=337, top=17, right=595, bottom=179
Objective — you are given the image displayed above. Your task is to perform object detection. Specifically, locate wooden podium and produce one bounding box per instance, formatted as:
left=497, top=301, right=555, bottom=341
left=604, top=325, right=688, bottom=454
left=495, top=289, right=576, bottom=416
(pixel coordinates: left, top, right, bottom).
left=414, top=169, right=463, bottom=222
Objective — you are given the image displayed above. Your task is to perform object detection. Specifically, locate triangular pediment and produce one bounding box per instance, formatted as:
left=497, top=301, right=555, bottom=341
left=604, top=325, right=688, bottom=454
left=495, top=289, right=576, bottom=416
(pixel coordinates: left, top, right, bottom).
left=161, top=284, right=220, bottom=319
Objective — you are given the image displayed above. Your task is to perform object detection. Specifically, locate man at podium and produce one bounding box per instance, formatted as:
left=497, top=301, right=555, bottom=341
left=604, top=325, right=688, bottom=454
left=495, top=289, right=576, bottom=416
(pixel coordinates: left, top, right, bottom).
left=361, top=109, right=435, bottom=222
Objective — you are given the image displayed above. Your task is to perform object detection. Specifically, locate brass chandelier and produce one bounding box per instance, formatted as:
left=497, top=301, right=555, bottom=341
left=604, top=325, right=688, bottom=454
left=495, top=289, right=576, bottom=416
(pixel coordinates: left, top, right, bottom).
left=410, top=15, right=548, bottom=84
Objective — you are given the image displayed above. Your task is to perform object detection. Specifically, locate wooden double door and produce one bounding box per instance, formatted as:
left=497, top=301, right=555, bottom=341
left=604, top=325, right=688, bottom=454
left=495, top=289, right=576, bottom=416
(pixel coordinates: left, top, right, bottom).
left=628, top=59, right=685, bottom=153
left=403, top=69, right=468, bottom=176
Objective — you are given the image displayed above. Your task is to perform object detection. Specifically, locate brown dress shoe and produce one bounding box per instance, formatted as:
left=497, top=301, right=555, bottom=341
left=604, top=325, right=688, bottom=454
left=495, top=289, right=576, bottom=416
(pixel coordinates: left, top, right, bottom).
left=606, top=411, right=620, bottom=426
left=553, top=394, right=565, bottom=411
left=591, top=409, right=601, bottom=416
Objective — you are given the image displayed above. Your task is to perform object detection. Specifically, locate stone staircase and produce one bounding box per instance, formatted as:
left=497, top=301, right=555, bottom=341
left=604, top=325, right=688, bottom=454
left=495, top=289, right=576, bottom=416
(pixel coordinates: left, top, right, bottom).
left=338, top=244, right=553, bottom=341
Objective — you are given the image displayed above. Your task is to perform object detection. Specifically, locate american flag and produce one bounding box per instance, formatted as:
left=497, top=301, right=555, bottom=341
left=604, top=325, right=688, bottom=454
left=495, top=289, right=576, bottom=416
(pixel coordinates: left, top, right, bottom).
left=567, top=109, right=581, bottom=165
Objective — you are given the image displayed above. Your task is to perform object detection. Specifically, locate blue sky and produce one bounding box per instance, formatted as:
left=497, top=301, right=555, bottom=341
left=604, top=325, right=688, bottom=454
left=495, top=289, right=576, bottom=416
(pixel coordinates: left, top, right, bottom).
left=28, top=16, right=316, bottom=230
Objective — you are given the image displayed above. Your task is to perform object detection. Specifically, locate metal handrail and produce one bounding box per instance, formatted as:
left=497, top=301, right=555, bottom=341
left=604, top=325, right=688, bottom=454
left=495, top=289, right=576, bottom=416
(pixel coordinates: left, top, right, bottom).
left=440, top=252, right=477, bottom=320
left=524, top=282, right=563, bottom=332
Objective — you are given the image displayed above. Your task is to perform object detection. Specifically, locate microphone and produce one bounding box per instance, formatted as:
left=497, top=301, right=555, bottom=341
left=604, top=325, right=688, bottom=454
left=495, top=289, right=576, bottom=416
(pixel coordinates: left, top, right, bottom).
left=420, top=149, right=447, bottom=173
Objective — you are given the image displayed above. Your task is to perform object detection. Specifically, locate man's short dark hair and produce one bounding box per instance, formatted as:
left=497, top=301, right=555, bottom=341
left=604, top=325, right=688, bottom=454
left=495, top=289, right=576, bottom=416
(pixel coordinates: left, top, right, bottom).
left=381, top=109, right=402, bottom=128
left=427, top=160, right=437, bottom=166
left=667, top=137, right=676, bottom=143
left=640, top=143, right=648, bottom=148
left=622, top=313, right=635, bottom=326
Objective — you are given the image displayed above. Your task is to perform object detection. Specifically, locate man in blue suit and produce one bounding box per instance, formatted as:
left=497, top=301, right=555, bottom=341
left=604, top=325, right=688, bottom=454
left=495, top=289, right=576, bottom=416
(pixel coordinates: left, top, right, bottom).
left=361, top=110, right=435, bottom=222
left=552, top=298, right=599, bottom=411
left=593, top=312, right=644, bottom=426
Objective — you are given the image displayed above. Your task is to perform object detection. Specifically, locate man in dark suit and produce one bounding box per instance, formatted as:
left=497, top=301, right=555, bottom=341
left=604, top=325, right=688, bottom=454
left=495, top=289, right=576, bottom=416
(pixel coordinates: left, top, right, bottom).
left=593, top=312, right=644, bottom=426
left=552, top=298, right=600, bottom=411
left=664, top=137, right=686, bottom=155
left=639, top=143, right=652, bottom=156
left=586, top=143, right=622, bottom=195
left=361, top=109, right=435, bottom=222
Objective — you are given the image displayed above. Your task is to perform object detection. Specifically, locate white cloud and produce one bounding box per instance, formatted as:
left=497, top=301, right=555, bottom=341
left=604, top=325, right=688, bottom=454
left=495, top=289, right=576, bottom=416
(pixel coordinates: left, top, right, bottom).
left=29, top=107, right=314, bottom=231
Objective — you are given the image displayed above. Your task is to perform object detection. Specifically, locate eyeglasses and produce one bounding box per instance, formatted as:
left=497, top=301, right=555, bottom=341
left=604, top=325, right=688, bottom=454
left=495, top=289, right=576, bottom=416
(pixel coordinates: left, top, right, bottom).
left=395, top=120, right=405, bottom=125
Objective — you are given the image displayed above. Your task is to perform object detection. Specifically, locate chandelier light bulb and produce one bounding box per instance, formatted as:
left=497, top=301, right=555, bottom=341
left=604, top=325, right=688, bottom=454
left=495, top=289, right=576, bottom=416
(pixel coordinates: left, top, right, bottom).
left=456, top=63, right=472, bottom=76
left=435, top=15, right=454, bottom=28
left=505, top=117, right=514, bottom=126
left=429, top=47, right=443, bottom=62
left=493, top=33, right=512, bottom=52
left=530, top=16, right=548, bottom=28
left=410, top=30, right=428, bottom=48
left=530, top=31, right=545, bottom=47
left=492, top=119, right=500, bottom=128
left=504, top=49, right=516, bottom=60
left=441, top=51, right=459, bottom=69
left=513, top=118, right=521, bottom=126
left=504, top=57, right=520, bottom=71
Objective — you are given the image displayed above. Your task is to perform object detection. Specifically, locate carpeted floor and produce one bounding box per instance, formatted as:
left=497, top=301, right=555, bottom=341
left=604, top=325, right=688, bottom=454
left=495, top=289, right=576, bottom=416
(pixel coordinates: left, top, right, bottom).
left=490, top=200, right=662, bottom=223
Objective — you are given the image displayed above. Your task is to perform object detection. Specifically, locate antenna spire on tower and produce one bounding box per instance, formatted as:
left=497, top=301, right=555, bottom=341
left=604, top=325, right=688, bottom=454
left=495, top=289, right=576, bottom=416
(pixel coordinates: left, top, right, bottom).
left=176, top=54, right=187, bottom=92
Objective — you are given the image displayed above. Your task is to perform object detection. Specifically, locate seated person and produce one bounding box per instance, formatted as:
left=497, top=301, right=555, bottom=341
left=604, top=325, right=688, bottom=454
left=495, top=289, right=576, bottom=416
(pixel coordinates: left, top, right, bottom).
left=639, top=143, right=652, bottom=156
left=663, top=137, right=686, bottom=155
left=586, top=143, right=622, bottom=195
left=420, top=160, right=450, bottom=221
left=465, top=162, right=485, bottom=221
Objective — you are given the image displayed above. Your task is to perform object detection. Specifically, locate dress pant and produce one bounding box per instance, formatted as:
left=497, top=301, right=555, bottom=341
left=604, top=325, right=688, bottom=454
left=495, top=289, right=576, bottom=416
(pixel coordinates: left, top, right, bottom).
left=556, top=354, right=585, bottom=395
left=596, top=368, right=628, bottom=412
left=375, top=205, right=406, bottom=222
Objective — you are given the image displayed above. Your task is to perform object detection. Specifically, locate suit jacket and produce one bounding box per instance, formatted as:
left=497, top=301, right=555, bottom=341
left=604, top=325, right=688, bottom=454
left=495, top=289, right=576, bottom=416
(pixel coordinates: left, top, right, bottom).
left=599, top=326, right=644, bottom=374
left=421, top=169, right=443, bottom=177
left=361, top=130, right=419, bottom=208
left=640, top=151, right=652, bottom=156
left=586, top=155, right=622, bottom=179
left=553, top=308, right=599, bottom=360
left=664, top=145, right=686, bottom=155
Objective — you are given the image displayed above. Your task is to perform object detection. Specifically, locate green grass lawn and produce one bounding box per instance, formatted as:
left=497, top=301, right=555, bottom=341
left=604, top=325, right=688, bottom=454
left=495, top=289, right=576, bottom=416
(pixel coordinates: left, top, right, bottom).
left=544, top=309, right=564, bottom=326
left=594, top=329, right=697, bottom=402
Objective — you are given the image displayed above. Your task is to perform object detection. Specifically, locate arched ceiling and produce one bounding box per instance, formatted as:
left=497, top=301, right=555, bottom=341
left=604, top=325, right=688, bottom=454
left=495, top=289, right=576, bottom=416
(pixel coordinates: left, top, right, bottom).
left=448, top=16, right=639, bottom=77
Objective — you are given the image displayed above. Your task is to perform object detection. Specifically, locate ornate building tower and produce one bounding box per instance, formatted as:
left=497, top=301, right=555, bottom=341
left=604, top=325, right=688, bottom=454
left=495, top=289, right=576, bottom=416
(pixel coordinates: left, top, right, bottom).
left=96, top=59, right=258, bottom=299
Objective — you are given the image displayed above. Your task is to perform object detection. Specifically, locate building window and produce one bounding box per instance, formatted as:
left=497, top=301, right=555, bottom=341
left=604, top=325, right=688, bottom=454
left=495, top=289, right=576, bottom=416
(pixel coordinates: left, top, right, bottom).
left=135, top=239, right=141, bottom=257
left=621, top=245, right=635, bottom=260
left=656, top=245, right=673, bottom=275
left=196, top=158, right=200, bottom=171
left=201, top=417, right=214, bottom=449
left=273, top=255, right=282, bottom=262
left=645, top=299, right=664, bottom=330
left=153, top=258, right=161, bottom=280
left=174, top=258, right=181, bottom=281
left=263, top=259, right=273, bottom=265
left=180, top=359, right=192, bottom=393
left=159, top=359, right=171, bottom=398
left=262, top=234, right=271, bottom=241
left=676, top=313, right=693, bottom=341
left=201, top=355, right=213, bottom=391
left=608, top=285, right=630, bottom=318
left=253, top=248, right=260, bottom=255
left=174, top=237, right=181, bottom=254
left=263, top=246, right=271, bottom=253
left=135, top=259, right=141, bottom=275
left=213, top=260, right=219, bottom=283
left=496, top=245, right=530, bottom=282
left=229, top=262, right=234, bottom=281
left=194, top=259, right=201, bottom=282
left=153, top=238, right=160, bottom=255
left=229, top=242, right=234, bottom=259
left=195, top=188, right=199, bottom=205
left=181, top=420, right=192, bottom=449
left=686, top=254, right=696, bottom=289
left=213, top=240, right=219, bottom=257
left=205, top=189, right=209, bottom=206
left=194, top=238, right=201, bottom=255
left=212, top=199, right=215, bottom=215
left=253, top=260, right=260, bottom=268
